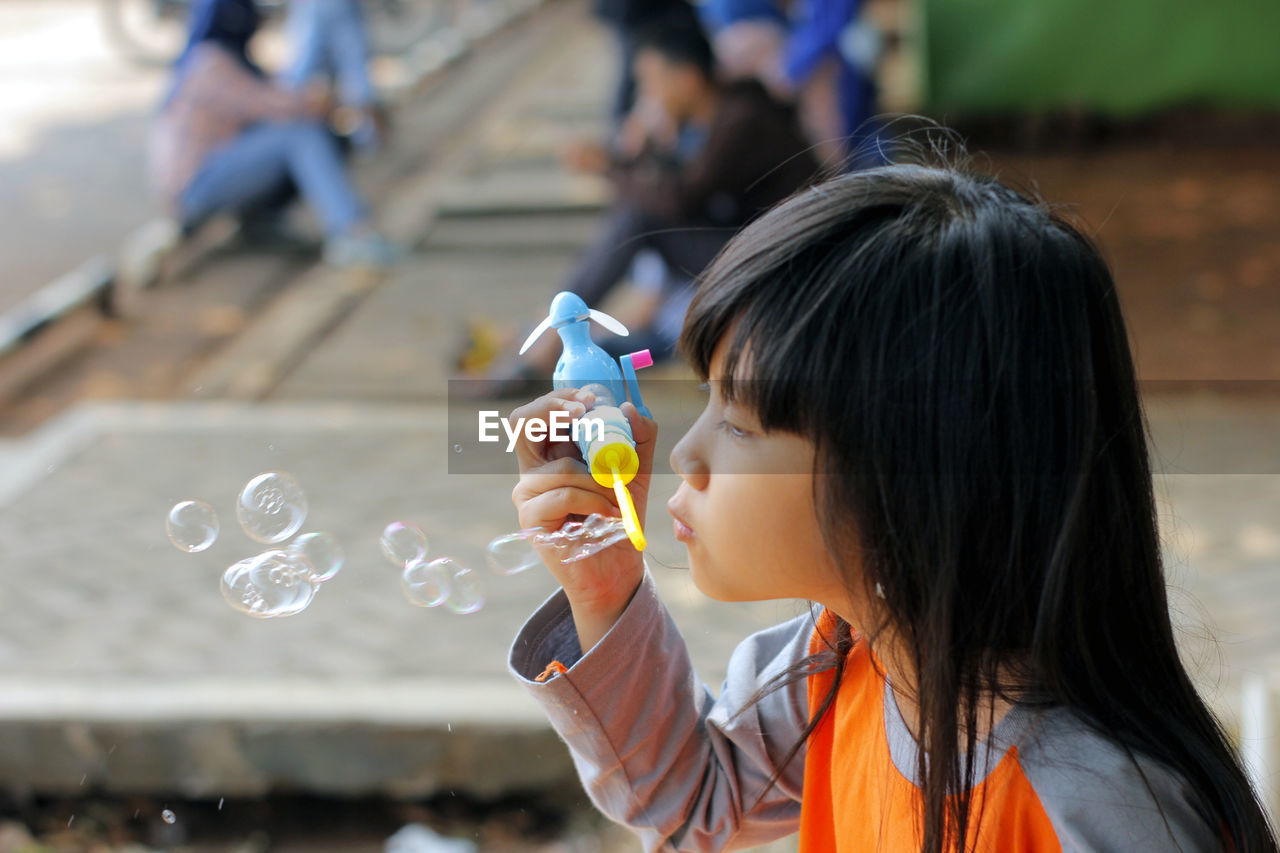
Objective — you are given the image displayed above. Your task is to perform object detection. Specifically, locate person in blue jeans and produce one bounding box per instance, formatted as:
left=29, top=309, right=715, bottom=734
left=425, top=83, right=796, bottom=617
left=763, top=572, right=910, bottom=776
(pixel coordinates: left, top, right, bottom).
left=281, top=0, right=387, bottom=152
left=149, top=0, right=399, bottom=267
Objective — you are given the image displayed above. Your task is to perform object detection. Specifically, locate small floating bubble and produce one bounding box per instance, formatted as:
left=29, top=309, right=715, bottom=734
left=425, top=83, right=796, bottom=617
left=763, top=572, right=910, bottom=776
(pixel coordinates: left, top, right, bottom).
left=443, top=563, right=486, bottom=615
left=381, top=521, right=428, bottom=567
left=291, top=532, right=344, bottom=583
left=248, top=548, right=314, bottom=592
left=485, top=531, right=541, bottom=575
left=452, top=444, right=462, bottom=453
left=221, top=551, right=316, bottom=618
left=401, top=557, right=450, bottom=607
left=220, top=558, right=263, bottom=616
left=161, top=809, right=176, bottom=824
left=236, top=471, right=307, bottom=544
left=166, top=500, right=219, bottom=553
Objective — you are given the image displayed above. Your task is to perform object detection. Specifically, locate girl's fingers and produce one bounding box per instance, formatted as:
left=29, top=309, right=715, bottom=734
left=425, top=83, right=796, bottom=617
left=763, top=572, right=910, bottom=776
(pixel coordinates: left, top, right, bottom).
left=517, top=486, right=620, bottom=532
left=509, top=388, right=597, bottom=471
left=512, top=456, right=616, bottom=508
left=620, top=401, right=658, bottom=465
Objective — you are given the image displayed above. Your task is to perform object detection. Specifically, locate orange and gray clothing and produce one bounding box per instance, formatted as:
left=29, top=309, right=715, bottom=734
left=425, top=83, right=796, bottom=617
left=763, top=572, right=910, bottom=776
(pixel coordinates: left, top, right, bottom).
left=509, top=573, right=1217, bottom=851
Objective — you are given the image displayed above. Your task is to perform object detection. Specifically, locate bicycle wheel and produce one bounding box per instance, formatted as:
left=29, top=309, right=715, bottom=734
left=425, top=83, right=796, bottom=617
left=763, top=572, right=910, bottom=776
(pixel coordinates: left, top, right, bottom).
left=100, top=0, right=192, bottom=67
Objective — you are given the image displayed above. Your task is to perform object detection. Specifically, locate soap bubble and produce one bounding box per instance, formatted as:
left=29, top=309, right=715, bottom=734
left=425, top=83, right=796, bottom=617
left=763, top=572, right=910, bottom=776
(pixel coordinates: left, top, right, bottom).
left=401, top=557, right=449, bottom=607
left=291, top=532, right=344, bottom=583
left=161, top=809, right=176, bottom=824
left=533, top=514, right=630, bottom=563
left=166, top=500, right=219, bottom=553
left=485, top=531, right=541, bottom=575
left=443, top=562, right=486, bottom=615
left=220, top=558, right=268, bottom=617
left=381, top=521, right=428, bottom=567
left=236, top=471, right=307, bottom=544
left=248, top=548, right=314, bottom=591
left=220, top=551, right=316, bottom=618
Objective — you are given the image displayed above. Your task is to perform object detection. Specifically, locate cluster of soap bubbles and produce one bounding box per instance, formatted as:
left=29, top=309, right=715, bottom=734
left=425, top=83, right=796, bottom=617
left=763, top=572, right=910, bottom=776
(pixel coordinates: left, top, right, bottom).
left=382, top=514, right=632, bottom=614
left=485, top=513, right=630, bottom=575
left=166, top=471, right=343, bottom=619
left=167, top=473, right=634, bottom=620
left=380, top=522, right=486, bottom=614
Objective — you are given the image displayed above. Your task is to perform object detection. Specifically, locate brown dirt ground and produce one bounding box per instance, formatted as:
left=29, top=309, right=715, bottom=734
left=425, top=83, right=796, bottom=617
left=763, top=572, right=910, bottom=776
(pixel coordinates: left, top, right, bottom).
left=980, top=141, right=1280, bottom=383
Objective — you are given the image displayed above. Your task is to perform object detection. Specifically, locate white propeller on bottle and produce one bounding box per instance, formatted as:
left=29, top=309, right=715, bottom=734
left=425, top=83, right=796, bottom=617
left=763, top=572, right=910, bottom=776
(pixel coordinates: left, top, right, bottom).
left=518, top=299, right=629, bottom=356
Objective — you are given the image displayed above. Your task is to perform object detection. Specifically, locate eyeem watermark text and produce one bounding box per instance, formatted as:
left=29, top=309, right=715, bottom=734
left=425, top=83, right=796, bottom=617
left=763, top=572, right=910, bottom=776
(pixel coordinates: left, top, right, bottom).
left=478, top=410, right=605, bottom=452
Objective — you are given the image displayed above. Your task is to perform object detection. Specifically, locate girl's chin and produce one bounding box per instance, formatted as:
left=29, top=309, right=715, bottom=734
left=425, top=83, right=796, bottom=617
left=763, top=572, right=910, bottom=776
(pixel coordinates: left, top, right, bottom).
left=687, top=558, right=741, bottom=603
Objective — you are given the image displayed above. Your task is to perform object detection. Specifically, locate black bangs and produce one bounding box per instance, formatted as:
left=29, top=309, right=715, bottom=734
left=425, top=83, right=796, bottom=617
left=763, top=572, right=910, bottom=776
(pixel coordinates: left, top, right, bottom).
left=677, top=164, right=991, bottom=440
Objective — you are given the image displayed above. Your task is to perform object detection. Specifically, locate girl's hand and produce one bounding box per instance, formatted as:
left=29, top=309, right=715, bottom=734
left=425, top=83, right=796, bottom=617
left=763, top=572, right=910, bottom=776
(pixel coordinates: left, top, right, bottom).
left=510, top=388, right=658, bottom=651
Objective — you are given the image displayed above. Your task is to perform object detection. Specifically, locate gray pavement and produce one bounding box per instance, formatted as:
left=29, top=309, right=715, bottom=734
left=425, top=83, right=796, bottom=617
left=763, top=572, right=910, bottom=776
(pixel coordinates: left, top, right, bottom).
left=0, top=0, right=1277, bottom=835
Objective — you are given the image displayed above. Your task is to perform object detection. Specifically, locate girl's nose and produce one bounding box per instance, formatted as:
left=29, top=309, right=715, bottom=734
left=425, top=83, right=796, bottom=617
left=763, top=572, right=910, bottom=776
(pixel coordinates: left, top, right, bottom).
left=670, top=435, right=709, bottom=491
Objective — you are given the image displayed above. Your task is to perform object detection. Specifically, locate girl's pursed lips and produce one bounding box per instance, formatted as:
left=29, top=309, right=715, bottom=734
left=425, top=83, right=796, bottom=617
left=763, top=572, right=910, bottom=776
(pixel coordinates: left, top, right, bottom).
left=667, top=498, right=695, bottom=540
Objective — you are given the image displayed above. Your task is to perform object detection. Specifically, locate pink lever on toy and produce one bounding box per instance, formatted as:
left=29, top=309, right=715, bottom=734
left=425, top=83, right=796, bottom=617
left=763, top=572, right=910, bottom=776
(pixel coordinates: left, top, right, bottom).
left=629, top=349, right=653, bottom=369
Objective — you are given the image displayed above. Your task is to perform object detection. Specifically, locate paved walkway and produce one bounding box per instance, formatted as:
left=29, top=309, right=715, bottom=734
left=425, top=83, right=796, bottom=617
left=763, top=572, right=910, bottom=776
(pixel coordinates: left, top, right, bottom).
left=0, top=0, right=1276, bottom=832
left=0, top=4, right=793, bottom=818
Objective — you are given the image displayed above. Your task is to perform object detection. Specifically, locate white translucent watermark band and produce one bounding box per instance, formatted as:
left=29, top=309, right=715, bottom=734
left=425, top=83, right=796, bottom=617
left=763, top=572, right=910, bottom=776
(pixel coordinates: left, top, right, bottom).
left=477, top=410, right=606, bottom=452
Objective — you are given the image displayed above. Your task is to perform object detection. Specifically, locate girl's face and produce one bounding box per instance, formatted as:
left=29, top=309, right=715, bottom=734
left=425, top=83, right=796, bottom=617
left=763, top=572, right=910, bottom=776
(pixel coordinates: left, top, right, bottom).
left=666, top=338, right=851, bottom=610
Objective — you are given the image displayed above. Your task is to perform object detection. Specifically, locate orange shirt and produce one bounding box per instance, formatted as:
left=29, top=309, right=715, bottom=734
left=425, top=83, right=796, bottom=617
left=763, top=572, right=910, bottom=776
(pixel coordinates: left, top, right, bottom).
left=795, top=613, right=1218, bottom=851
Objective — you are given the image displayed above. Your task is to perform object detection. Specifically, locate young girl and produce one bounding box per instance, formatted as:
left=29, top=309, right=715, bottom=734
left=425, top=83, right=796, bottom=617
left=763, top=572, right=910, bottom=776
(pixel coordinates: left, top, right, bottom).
left=505, top=163, right=1278, bottom=851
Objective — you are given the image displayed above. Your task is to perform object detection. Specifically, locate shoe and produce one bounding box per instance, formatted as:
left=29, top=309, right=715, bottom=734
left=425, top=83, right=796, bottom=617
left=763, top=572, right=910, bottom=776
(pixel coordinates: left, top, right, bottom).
left=453, top=318, right=516, bottom=375
left=323, top=232, right=404, bottom=269
left=112, top=217, right=182, bottom=316
left=332, top=104, right=391, bottom=156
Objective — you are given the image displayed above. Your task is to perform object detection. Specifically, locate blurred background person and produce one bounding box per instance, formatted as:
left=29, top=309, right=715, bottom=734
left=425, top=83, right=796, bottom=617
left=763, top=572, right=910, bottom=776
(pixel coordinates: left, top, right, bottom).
left=281, top=0, right=389, bottom=154
left=148, top=0, right=401, bottom=268
left=592, top=0, right=699, bottom=125
left=467, top=15, right=820, bottom=391
left=701, top=0, right=886, bottom=169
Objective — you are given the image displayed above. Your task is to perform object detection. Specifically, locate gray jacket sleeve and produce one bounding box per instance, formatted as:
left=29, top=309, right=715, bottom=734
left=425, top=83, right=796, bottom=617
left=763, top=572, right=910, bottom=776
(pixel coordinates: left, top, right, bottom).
left=508, top=572, right=813, bottom=852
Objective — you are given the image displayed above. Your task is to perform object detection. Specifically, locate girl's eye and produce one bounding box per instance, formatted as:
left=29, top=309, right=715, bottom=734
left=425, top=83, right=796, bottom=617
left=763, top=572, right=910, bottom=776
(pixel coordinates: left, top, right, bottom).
left=718, top=420, right=751, bottom=440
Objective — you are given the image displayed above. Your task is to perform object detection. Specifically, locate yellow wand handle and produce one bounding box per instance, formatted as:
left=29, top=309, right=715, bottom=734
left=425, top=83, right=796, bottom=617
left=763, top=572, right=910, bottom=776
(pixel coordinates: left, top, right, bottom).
left=606, top=450, right=646, bottom=551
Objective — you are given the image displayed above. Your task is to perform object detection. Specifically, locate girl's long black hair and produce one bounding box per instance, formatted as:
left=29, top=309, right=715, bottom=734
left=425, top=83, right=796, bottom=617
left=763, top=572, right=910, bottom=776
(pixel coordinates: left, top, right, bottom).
left=678, top=159, right=1277, bottom=852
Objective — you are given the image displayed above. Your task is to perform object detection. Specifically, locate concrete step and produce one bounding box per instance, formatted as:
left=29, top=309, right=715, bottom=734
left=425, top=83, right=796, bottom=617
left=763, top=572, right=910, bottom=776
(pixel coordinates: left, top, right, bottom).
left=426, top=213, right=599, bottom=253
left=271, top=250, right=577, bottom=401
left=434, top=171, right=608, bottom=218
